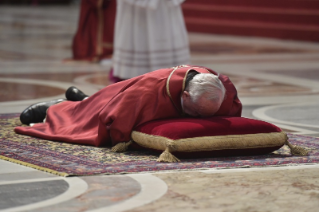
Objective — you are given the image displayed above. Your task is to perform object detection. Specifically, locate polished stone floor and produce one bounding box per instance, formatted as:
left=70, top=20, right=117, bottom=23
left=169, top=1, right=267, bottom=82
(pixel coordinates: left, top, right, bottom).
left=1, top=5, right=319, bottom=212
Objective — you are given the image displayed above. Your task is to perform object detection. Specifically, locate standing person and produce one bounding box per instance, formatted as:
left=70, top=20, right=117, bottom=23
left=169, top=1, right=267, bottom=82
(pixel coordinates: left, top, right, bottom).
left=72, top=0, right=116, bottom=62
left=111, top=0, right=190, bottom=81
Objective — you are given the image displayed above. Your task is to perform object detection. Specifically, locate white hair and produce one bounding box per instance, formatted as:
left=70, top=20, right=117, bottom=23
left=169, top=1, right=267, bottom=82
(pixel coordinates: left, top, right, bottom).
left=186, top=73, right=226, bottom=104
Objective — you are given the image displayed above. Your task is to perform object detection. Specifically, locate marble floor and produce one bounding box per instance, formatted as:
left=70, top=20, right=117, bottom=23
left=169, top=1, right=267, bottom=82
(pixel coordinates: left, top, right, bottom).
left=1, top=5, right=319, bottom=212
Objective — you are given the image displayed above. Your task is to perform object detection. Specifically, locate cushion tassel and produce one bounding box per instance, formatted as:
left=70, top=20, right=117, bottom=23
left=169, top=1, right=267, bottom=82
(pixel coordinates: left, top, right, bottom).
left=157, top=146, right=180, bottom=163
left=285, top=140, right=308, bottom=156
left=111, top=140, right=132, bottom=152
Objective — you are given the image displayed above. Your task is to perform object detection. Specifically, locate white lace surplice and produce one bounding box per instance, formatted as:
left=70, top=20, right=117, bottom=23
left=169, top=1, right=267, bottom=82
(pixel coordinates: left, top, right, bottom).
left=113, top=0, right=190, bottom=79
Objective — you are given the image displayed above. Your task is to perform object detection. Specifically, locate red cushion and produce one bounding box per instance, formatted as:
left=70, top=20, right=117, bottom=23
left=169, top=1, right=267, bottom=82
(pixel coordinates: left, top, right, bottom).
left=131, top=116, right=286, bottom=159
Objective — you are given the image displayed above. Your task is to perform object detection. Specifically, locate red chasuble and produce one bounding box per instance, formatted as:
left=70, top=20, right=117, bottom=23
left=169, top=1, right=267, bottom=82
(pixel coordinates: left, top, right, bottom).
left=14, top=65, right=242, bottom=147
left=72, top=0, right=116, bottom=62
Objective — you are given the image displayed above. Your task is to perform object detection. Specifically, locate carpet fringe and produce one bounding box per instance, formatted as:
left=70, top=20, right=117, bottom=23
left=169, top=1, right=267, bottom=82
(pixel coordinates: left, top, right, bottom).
left=0, top=155, right=69, bottom=177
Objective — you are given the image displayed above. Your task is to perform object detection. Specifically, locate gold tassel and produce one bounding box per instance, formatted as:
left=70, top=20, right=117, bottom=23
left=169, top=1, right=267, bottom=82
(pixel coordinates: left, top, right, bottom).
left=285, top=140, right=308, bottom=156
left=157, top=146, right=180, bottom=163
left=111, top=140, right=132, bottom=152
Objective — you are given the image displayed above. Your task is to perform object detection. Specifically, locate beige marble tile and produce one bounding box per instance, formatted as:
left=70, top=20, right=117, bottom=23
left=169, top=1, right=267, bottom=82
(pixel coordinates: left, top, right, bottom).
left=30, top=176, right=141, bottom=212
left=128, top=169, right=319, bottom=212
left=190, top=41, right=318, bottom=55
left=228, top=74, right=318, bottom=97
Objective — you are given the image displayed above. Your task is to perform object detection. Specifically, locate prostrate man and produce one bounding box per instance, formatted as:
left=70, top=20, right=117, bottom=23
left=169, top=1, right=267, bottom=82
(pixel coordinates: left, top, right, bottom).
left=15, top=65, right=242, bottom=148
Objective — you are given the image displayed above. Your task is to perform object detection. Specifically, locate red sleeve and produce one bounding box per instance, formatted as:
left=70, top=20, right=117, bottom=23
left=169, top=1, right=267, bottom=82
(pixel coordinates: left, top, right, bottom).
left=98, top=84, right=178, bottom=146
left=215, top=74, right=242, bottom=117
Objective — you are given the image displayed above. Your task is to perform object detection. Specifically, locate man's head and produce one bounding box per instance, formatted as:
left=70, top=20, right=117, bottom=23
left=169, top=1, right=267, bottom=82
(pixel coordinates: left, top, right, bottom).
left=181, top=73, right=226, bottom=117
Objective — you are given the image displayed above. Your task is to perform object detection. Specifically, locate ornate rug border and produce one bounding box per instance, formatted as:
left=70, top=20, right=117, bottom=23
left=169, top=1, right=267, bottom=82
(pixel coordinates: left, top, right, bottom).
left=0, top=155, right=69, bottom=177
left=1, top=113, right=319, bottom=177
left=2, top=153, right=319, bottom=177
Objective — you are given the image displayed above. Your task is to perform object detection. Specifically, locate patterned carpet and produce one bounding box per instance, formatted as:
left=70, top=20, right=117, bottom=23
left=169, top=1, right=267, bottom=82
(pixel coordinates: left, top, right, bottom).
left=1, top=114, right=318, bottom=176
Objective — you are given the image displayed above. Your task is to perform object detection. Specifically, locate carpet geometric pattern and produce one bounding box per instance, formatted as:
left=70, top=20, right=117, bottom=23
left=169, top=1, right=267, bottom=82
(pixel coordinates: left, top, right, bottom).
left=1, top=114, right=318, bottom=176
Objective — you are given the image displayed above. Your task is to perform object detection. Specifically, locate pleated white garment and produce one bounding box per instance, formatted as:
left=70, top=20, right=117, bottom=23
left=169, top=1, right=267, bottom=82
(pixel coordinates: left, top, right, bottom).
left=113, top=0, right=190, bottom=79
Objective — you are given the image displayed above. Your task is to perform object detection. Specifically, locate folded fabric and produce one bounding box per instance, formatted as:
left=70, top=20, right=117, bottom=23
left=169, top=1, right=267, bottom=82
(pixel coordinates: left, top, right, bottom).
left=126, top=116, right=308, bottom=162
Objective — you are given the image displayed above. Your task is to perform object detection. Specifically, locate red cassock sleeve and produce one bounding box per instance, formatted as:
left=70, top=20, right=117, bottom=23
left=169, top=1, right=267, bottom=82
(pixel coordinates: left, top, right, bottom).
left=215, top=73, right=242, bottom=117
left=96, top=75, right=179, bottom=146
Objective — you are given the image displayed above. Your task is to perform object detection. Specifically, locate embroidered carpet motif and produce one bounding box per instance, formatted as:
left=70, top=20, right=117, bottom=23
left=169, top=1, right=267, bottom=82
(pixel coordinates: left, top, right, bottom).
left=1, top=114, right=318, bottom=176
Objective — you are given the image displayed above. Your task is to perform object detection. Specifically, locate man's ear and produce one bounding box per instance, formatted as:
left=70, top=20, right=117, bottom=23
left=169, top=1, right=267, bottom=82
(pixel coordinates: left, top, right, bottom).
left=182, top=91, right=190, bottom=99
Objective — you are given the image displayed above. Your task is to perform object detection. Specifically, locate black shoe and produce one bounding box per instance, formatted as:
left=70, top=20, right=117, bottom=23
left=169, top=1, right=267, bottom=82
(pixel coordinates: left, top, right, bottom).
left=65, top=86, right=88, bottom=101
left=20, top=99, right=65, bottom=125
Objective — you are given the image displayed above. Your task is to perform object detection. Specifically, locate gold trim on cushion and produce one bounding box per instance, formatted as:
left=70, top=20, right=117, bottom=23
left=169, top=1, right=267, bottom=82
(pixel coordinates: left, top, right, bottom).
left=131, top=131, right=287, bottom=153
left=132, top=131, right=174, bottom=151
left=131, top=130, right=308, bottom=162
left=111, top=140, right=132, bottom=152
left=285, top=140, right=309, bottom=156
left=158, top=146, right=180, bottom=163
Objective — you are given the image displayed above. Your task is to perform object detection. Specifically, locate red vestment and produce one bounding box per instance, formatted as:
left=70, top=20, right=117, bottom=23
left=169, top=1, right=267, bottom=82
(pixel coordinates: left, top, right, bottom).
left=72, top=0, right=116, bottom=62
left=15, top=65, right=242, bottom=147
